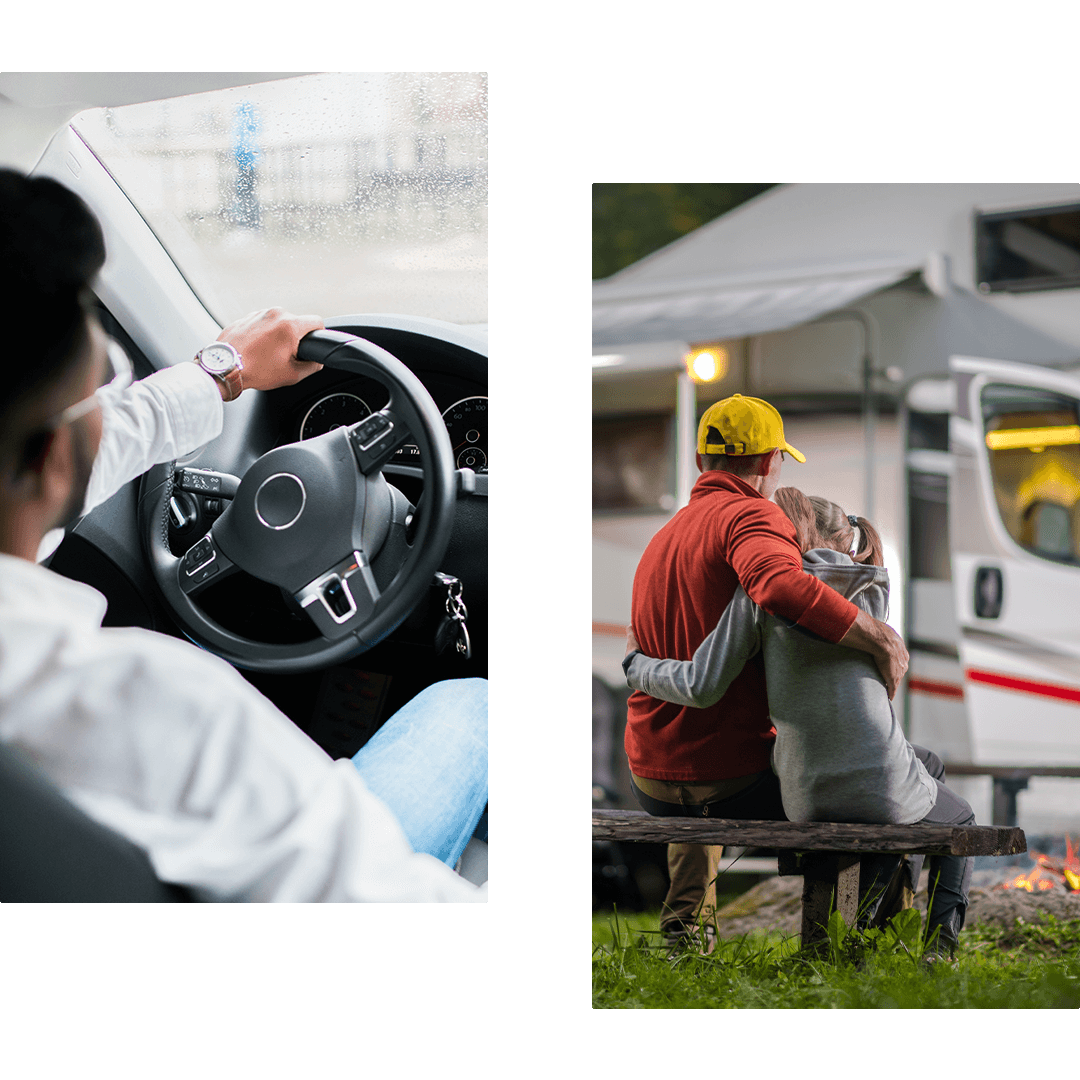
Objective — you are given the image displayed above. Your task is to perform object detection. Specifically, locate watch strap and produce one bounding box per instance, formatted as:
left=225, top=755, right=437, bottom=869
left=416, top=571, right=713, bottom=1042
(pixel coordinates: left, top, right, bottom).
left=216, top=364, right=244, bottom=402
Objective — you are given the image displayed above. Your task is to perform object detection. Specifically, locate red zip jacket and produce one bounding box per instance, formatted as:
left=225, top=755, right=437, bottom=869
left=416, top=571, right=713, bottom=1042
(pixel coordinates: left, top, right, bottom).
left=626, top=470, right=859, bottom=781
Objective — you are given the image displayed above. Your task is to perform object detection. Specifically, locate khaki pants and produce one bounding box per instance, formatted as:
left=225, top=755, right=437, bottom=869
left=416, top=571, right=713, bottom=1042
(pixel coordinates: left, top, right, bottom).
left=631, top=772, right=762, bottom=933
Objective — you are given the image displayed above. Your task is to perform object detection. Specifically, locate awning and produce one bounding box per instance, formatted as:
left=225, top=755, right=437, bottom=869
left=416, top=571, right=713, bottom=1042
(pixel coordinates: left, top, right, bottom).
left=592, top=256, right=924, bottom=349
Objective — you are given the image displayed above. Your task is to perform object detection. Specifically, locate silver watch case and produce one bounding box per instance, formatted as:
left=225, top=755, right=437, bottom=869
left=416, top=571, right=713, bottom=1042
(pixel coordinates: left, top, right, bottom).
left=196, top=342, right=243, bottom=377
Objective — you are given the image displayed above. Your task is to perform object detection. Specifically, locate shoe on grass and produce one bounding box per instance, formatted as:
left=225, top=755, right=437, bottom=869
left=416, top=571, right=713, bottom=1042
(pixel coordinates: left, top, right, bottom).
left=662, top=921, right=717, bottom=958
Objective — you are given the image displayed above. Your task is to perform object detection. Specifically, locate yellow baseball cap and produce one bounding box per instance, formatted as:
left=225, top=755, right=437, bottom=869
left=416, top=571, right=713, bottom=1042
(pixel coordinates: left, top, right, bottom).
left=697, top=394, right=806, bottom=462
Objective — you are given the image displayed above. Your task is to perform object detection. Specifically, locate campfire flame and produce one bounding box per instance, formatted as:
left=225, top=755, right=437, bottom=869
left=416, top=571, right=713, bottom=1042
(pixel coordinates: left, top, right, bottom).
left=998, top=835, right=1080, bottom=894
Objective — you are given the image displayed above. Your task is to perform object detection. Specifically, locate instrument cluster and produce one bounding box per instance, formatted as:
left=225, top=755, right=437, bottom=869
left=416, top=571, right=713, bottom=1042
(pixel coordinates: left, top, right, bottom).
left=298, top=387, right=487, bottom=471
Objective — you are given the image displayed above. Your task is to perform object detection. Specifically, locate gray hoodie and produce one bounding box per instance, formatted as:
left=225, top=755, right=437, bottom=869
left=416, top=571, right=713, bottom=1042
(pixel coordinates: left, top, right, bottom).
left=624, top=549, right=936, bottom=825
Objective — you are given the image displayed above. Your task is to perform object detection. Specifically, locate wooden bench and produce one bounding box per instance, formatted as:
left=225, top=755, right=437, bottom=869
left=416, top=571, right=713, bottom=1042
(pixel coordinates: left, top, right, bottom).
left=593, top=809, right=1027, bottom=948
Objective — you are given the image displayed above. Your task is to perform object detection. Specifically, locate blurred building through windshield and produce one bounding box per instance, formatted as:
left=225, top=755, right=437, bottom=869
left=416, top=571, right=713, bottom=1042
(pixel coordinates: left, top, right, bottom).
left=74, top=72, right=487, bottom=325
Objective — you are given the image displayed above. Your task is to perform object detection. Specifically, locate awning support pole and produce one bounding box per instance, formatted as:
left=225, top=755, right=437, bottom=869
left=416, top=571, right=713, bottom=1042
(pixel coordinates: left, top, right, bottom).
left=676, top=371, right=696, bottom=509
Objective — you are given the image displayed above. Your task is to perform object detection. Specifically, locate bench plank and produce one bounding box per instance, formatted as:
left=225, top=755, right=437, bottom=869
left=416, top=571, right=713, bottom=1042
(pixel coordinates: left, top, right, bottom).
left=592, top=809, right=1027, bottom=857
left=594, top=810, right=1027, bottom=950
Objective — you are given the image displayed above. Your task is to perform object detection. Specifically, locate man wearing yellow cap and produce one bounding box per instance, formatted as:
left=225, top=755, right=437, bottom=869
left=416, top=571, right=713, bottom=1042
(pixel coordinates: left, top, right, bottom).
left=624, top=394, right=908, bottom=949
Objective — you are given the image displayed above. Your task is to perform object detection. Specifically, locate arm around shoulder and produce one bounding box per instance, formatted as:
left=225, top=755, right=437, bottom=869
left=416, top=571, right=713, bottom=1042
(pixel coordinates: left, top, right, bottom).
left=624, top=591, right=763, bottom=708
left=838, top=607, right=909, bottom=699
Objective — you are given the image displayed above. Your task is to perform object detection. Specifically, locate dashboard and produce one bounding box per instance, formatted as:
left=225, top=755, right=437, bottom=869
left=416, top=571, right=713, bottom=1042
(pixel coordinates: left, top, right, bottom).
left=264, top=321, right=488, bottom=473
left=290, top=378, right=487, bottom=472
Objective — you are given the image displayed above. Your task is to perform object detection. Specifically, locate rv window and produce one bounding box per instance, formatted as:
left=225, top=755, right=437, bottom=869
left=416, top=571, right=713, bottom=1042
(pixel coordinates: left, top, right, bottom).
left=907, top=411, right=949, bottom=452
left=981, top=384, right=1080, bottom=565
left=976, top=203, right=1080, bottom=294
left=908, top=470, right=951, bottom=580
left=593, top=414, right=673, bottom=512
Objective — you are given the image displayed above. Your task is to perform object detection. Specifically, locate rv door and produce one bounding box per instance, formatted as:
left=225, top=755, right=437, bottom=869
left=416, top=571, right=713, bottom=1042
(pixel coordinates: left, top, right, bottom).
left=950, top=355, right=1080, bottom=765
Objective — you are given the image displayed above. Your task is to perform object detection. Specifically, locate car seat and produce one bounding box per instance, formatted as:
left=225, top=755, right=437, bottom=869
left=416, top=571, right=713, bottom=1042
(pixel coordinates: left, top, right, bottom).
left=0, top=742, right=192, bottom=902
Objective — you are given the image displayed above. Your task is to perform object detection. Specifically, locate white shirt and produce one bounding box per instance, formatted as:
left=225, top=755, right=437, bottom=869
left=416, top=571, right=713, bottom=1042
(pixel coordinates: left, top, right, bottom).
left=8, top=364, right=483, bottom=902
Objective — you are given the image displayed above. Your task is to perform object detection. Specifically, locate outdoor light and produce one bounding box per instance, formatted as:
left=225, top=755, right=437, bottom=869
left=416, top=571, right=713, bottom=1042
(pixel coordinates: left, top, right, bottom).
left=685, top=344, right=729, bottom=383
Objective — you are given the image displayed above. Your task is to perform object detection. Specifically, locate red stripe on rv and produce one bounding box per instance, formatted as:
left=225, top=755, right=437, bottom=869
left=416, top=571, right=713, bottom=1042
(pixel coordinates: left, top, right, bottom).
left=965, top=668, right=1080, bottom=705
left=908, top=677, right=965, bottom=700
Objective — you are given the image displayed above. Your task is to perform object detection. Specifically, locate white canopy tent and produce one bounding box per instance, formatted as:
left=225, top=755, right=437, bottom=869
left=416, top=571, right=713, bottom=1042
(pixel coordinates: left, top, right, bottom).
left=593, top=254, right=924, bottom=349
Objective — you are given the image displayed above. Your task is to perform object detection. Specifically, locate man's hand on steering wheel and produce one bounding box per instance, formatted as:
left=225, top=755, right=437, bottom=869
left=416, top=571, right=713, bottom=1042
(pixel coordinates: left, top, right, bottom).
left=210, top=308, right=326, bottom=397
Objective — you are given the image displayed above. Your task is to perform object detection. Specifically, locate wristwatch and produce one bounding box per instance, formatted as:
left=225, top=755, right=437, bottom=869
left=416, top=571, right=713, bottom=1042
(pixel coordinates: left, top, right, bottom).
left=195, top=342, right=244, bottom=402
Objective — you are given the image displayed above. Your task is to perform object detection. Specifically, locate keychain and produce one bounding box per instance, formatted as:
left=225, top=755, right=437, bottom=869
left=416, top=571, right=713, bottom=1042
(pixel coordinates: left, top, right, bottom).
left=433, top=572, right=471, bottom=659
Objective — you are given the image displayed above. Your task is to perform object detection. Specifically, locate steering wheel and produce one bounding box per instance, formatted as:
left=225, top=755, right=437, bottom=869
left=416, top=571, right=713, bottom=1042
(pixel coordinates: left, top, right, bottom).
left=138, top=330, right=456, bottom=673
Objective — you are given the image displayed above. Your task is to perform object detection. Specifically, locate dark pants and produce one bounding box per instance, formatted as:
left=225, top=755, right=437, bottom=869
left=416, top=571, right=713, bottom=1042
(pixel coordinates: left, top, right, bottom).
left=859, top=746, right=975, bottom=946
left=632, top=768, right=787, bottom=822
left=911, top=745, right=976, bottom=945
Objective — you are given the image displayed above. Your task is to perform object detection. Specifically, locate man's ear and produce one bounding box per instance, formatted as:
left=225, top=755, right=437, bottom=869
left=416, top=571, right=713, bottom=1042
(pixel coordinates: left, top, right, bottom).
left=757, top=449, right=779, bottom=476
left=13, top=430, right=58, bottom=490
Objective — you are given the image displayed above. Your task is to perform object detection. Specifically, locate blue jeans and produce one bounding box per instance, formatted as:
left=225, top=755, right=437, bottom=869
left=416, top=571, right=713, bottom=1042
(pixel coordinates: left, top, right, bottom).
left=351, top=678, right=487, bottom=868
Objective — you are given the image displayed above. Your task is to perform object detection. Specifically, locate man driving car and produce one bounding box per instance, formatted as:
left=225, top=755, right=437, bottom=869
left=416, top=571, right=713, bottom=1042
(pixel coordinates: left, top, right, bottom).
left=0, top=168, right=487, bottom=901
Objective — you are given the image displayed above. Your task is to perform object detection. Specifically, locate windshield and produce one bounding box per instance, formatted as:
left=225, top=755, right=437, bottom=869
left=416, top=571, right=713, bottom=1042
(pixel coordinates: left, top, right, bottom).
left=73, top=72, right=487, bottom=326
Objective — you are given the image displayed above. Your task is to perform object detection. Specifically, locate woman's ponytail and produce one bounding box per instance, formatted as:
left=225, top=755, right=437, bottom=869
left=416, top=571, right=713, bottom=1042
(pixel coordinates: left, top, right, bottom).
left=808, top=495, right=885, bottom=566
left=851, top=515, right=884, bottom=567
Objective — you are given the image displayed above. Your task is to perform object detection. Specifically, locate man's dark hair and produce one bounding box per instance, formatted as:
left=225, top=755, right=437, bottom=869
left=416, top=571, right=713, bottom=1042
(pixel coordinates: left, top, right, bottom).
left=699, top=426, right=772, bottom=477
left=0, top=169, right=106, bottom=468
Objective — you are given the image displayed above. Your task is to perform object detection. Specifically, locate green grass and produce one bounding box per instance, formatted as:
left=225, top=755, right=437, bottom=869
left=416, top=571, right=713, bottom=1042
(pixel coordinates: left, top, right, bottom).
left=592, top=908, right=1080, bottom=1008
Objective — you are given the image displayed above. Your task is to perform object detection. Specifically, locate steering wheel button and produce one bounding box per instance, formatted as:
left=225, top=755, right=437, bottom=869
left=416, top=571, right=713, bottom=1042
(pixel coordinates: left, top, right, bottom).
left=324, top=578, right=354, bottom=619
left=190, top=562, right=219, bottom=584
left=352, top=414, right=393, bottom=452
left=182, top=536, right=218, bottom=576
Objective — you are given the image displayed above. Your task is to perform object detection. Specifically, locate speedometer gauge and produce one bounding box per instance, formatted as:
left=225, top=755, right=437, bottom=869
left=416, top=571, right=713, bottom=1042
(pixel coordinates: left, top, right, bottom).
left=442, top=396, right=488, bottom=470
left=300, top=393, right=371, bottom=440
